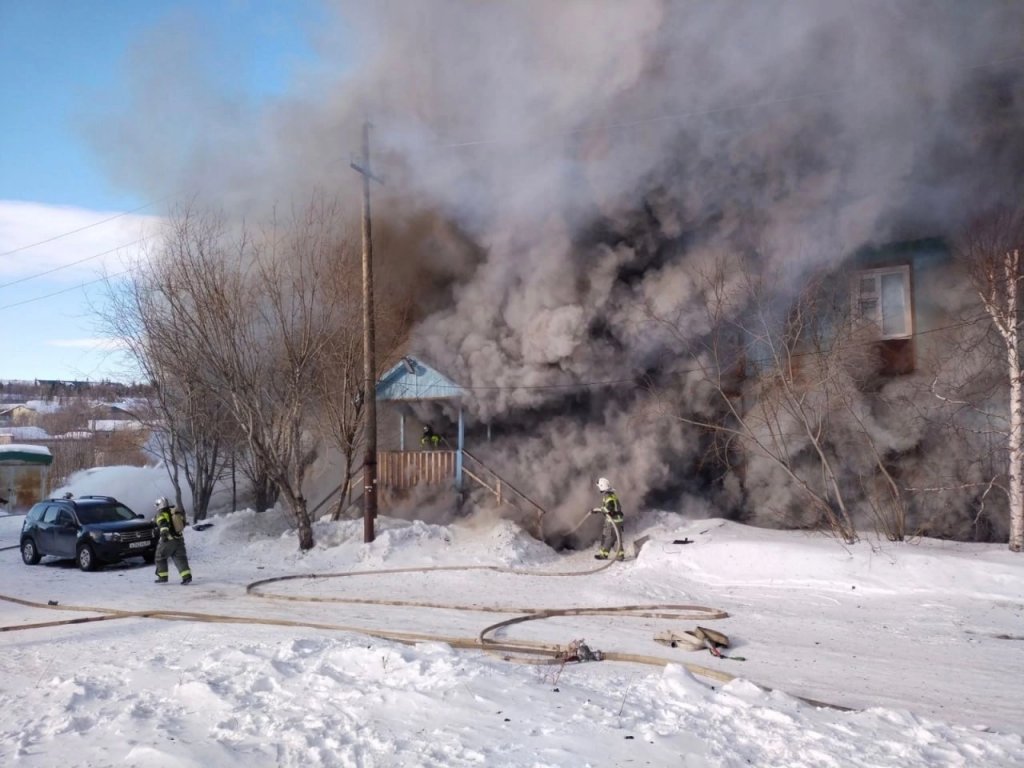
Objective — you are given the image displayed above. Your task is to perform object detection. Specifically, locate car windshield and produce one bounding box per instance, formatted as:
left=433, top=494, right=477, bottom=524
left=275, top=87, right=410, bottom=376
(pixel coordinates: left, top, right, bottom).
left=76, top=504, right=138, bottom=525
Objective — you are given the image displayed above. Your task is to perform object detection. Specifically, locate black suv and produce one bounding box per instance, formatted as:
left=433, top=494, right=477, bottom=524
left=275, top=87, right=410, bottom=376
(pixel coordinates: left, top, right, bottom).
left=21, top=496, right=158, bottom=571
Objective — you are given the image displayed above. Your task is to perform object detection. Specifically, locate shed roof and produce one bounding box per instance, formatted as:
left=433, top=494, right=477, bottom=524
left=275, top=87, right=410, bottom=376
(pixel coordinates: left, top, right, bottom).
left=376, top=357, right=466, bottom=402
left=0, top=403, right=36, bottom=415
left=0, top=443, right=53, bottom=466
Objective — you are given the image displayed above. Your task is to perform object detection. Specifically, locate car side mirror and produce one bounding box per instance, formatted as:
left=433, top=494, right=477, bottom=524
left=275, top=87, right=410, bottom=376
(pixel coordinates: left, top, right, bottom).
left=136, top=514, right=144, bottom=519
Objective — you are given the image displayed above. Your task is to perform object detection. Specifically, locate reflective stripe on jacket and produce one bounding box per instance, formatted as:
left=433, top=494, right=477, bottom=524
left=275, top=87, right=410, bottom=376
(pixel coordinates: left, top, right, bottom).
left=601, top=492, right=623, bottom=522
left=155, top=507, right=183, bottom=539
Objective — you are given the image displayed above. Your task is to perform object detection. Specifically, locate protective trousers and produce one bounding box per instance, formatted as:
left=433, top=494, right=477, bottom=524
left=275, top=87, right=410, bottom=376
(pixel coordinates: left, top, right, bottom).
left=155, top=537, right=192, bottom=581
left=600, top=515, right=624, bottom=555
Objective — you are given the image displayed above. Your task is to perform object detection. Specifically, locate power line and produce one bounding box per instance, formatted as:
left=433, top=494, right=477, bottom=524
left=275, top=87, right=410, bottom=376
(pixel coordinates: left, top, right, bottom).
left=0, top=199, right=161, bottom=258
left=0, top=271, right=130, bottom=311
left=0, top=236, right=151, bottom=290
left=0, top=250, right=996, bottom=388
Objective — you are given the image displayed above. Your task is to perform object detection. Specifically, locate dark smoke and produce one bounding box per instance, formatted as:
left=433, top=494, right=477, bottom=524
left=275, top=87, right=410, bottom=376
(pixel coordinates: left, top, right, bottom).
left=90, top=1, right=1024, bottom=538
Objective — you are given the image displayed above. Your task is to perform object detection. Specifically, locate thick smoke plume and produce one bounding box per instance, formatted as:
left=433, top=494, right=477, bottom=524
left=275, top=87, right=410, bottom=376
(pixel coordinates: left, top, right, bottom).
left=92, top=1, right=1024, bottom=538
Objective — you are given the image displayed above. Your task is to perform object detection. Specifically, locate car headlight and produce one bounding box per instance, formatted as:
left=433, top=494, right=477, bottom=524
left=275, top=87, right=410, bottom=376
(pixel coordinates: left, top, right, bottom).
left=90, top=531, right=120, bottom=542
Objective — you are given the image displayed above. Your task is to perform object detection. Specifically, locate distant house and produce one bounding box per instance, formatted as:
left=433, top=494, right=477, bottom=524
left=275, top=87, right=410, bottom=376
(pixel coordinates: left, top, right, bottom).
left=0, top=426, right=50, bottom=443
left=0, top=443, right=53, bottom=511
left=87, top=419, right=146, bottom=433
left=0, top=404, right=38, bottom=427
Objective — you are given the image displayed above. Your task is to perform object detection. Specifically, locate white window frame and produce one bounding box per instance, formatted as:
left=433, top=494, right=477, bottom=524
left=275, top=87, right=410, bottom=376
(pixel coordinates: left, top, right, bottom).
left=851, top=265, right=913, bottom=340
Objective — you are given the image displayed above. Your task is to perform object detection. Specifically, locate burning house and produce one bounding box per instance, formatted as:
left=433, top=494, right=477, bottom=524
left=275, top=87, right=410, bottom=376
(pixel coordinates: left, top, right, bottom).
left=100, top=1, right=1024, bottom=544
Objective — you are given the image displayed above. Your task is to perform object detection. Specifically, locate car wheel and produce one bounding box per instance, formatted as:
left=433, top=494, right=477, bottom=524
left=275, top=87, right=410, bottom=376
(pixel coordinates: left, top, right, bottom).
left=76, top=544, right=99, bottom=572
left=21, top=538, right=41, bottom=565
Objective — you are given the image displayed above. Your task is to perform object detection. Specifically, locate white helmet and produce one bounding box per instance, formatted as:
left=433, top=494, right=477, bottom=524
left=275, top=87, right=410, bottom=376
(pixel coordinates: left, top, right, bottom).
left=596, top=477, right=612, bottom=492
left=154, top=496, right=169, bottom=509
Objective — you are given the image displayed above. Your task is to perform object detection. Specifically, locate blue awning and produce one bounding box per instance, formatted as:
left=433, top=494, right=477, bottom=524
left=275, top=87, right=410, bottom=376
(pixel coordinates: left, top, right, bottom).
left=376, top=357, right=466, bottom=402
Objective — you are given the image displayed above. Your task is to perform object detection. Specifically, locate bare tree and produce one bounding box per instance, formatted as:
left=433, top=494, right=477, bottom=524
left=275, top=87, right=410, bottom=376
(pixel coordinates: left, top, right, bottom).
left=954, top=209, right=1024, bottom=552
left=149, top=200, right=351, bottom=550
left=650, top=255, right=922, bottom=544
left=234, top=444, right=281, bottom=513
left=316, top=315, right=366, bottom=520
left=100, top=210, right=234, bottom=521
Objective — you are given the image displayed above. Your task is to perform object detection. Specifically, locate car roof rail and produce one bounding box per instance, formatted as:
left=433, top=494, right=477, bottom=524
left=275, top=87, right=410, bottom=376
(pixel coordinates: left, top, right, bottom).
left=77, top=495, right=118, bottom=501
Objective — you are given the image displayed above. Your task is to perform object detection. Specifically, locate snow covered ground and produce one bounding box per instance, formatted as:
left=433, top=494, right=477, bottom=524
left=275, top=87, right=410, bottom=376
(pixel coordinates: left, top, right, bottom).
left=1, top=492, right=1023, bottom=767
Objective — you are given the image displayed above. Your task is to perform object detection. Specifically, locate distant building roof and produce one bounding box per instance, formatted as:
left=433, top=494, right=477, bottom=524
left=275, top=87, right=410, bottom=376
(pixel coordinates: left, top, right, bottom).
left=0, top=426, right=49, bottom=440
left=0, top=443, right=53, bottom=465
left=23, top=400, right=61, bottom=414
left=88, top=420, right=146, bottom=432
left=55, top=431, right=93, bottom=440
left=0, top=403, right=36, bottom=414
left=376, top=357, right=466, bottom=402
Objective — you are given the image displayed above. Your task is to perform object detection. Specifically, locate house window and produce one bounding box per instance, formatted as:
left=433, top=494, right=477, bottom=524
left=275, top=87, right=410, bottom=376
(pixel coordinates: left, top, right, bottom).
left=853, top=265, right=912, bottom=339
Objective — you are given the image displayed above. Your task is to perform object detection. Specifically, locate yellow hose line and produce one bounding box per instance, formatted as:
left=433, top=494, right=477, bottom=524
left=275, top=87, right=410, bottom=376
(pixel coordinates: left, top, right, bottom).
left=0, top=570, right=851, bottom=710
left=0, top=590, right=736, bottom=685
left=0, top=516, right=855, bottom=712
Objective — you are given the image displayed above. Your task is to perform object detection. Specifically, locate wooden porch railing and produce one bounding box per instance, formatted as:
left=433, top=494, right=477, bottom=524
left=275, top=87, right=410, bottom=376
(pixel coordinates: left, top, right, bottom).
left=378, top=450, right=457, bottom=490
left=308, top=451, right=456, bottom=519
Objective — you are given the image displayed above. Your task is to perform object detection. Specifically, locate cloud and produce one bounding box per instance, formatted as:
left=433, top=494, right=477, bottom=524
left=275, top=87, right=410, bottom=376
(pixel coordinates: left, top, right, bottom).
left=0, top=200, right=162, bottom=285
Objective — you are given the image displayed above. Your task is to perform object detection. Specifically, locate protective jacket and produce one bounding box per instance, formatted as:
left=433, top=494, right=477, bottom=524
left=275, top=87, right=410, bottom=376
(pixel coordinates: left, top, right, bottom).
left=155, top=506, right=185, bottom=540
left=596, top=492, right=623, bottom=522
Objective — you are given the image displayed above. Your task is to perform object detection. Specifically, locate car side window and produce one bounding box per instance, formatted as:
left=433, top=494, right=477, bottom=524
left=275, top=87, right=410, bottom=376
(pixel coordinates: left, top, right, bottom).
left=42, top=505, right=61, bottom=524
left=56, top=509, right=75, bottom=526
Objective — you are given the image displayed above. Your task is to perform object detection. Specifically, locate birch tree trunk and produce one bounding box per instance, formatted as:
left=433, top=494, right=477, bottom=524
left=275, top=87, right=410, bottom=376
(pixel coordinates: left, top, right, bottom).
left=959, top=216, right=1024, bottom=552
left=1001, top=253, right=1023, bottom=551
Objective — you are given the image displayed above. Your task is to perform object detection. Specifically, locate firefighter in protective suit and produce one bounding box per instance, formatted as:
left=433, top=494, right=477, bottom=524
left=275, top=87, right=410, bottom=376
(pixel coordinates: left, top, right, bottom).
left=153, top=497, right=192, bottom=584
left=591, top=477, right=624, bottom=560
left=421, top=425, right=442, bottom=449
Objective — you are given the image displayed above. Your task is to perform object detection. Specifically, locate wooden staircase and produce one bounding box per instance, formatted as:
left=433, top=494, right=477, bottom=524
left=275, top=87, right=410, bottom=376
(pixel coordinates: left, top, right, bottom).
left=460, top=449, right=548, bottom=537
left=308, top=449, right=549, bottom=537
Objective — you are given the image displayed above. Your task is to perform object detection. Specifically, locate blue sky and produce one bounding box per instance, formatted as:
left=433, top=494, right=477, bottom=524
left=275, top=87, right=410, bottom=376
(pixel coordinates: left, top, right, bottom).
left=0, top=0, right=325, bottom=383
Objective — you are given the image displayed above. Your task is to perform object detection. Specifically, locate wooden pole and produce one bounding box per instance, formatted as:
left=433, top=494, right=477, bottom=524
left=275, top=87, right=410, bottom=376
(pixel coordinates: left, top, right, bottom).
left=352, top=120, right=381, bottom=544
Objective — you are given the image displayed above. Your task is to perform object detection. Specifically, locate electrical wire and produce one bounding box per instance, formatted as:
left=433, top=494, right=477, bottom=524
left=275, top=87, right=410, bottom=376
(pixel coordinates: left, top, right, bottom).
left=0, top=200, right=161, bottom=258
left=3, top=50, right=1019, bottom=372
left=0, top=237, right=150, bottom=290
left=0, top=270, right=130, bottom=311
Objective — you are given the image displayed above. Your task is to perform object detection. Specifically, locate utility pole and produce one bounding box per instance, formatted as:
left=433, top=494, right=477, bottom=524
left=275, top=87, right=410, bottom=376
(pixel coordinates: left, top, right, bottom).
left=351, top=120, right=382, bottom=544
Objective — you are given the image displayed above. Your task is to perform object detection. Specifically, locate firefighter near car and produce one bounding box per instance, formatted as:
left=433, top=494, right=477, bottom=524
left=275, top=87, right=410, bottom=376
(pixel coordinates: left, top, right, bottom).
left=19, top=496, right=158, bottom=571
left=153, top=497, right=193, bottom=585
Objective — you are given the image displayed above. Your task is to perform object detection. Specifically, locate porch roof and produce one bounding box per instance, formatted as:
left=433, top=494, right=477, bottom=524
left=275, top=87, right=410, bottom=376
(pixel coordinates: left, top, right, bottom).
left=376, top=356, right=466, bottom=402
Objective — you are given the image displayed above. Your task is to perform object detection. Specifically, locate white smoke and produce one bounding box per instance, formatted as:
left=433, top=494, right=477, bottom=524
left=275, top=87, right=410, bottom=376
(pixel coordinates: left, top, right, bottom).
left=88, top=1, right=1024, bottom=538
